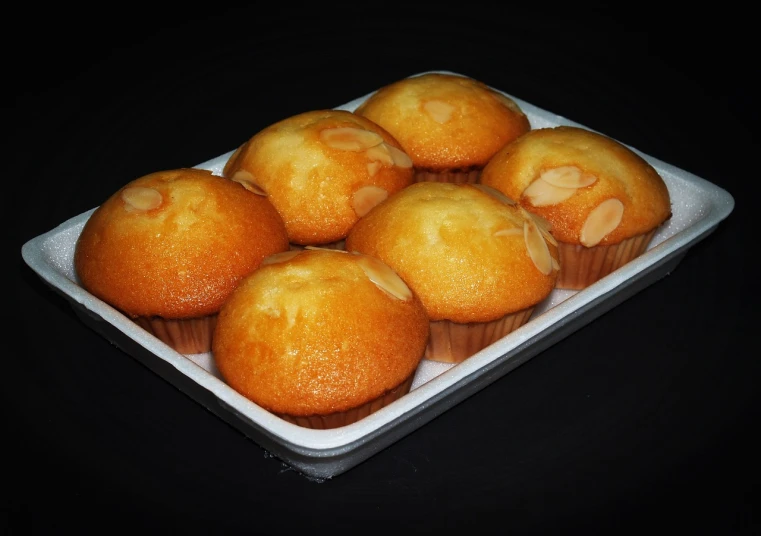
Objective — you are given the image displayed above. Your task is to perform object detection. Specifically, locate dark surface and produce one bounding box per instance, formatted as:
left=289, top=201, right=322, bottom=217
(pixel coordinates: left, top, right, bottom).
left=10, top=7, right=757, bottom=534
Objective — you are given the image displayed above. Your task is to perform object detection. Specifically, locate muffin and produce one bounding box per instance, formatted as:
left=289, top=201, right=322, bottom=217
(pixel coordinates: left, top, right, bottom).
left=354, top=72, right=531, bottom=184
left=74, top=167, right=290, bottom=354
left=345, top=181, right=559, bottom=364
left=222, top=109, right=415, bottom=249
left=479, top=126, right=672, bottom=290
left=212, top=248, right=430, bottom=429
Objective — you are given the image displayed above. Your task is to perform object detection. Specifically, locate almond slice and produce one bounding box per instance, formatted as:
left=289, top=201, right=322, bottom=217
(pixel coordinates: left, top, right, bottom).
left=355, top=254, right=412, bottom=301
left=551, top=256, right=560, bottom=271
left=524, top=219, right=553, bottom=275
left=365, top=144, right=394, bottom=165
left=539, top=166, right=596, bottom=189
left=494, top=228, right=523, bottom=237
left=528, top=211, right=552, bottom=234
left=423, top=100, right=456, bottom=124
left=320, top=127, right=383, bottom=151
left=518, top=207, right=558, bottom=247
left=304, top=246, right=348, bottom=253
left=352, top=185, right=388, bottom=217
left=472, top=184, right=517, bottom=205
left=387, top=144, right=413, bottom=168
left=580, top=198, right=624, bottom=247
left=367, top=161, right=383, bottom=177
left=581, top=173, right=598, bottom=186
left=231, top=170, right=268, bottom=196
left=261, top=250, right=303, bottom=266
left=523, top=177, right=576, bottom=207
left=538, top=226, right=558, bottom=247
left=122, top=187, right=162, bottom=212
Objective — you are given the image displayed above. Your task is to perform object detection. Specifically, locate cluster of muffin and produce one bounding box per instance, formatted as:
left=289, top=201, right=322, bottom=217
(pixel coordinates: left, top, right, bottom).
left=74, top=73, right=672, bottom=429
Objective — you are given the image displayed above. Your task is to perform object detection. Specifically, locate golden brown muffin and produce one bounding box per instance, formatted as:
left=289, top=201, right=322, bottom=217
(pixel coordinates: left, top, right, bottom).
left=222, top=109, right=415, bottom=248
left=354, top=72, right=531, bottom=184
left=345, top=182, right=559, bottom=363
left=74, top=167, right=290, bottom=353
left=480, top=126, right=672, bottom=289
left=212, top=248, right=430, bottom=429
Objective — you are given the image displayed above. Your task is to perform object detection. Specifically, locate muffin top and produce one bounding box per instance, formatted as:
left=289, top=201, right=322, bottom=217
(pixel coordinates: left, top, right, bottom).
left=222, top=109, right=415, bottom=246
left=74, top=168, right=289, bottom=319
left=354, top=73, right=531, bottom=172
left=344, top=182, right=559, bottom=323
left=479, top=126, right=672, bottom=247
left=212, top=248, right=430, bottom=417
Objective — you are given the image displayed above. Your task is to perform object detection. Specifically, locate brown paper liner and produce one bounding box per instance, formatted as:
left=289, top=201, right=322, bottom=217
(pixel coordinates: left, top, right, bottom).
left=425, top=307, right=535, bottom=364
left=414, top=169, right=481, bottom=184
left=133, top=314, right=218, bottom=354
left=276, top=373, right=416, bottom=430
left=555, top=230, right=657, bottom=290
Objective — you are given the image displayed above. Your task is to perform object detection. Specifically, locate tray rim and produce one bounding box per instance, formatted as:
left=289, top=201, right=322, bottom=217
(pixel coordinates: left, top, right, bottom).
left=20, top=69, right=736, bottom=463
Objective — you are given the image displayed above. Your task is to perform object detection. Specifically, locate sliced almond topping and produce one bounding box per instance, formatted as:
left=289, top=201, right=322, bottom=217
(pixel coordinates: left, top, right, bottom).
left=494, top=228, right=523, bottom=237
left=365, top=144, right=394, bottom=165
left=423, top=100, right=456, bottom=124
left=528, top=210, right=552, bottom=234
left=231, top=170, right=267, bottom=196
left=304, top=246, right=348, bottom=253
left=551, top=256, right=560, bottom=271
left=539, top=166, right=596, bottom=188
left=352, top=185, right=388, bottom=217
left=524, top=220, right=553, bottom=275
left=580, top=198, right=625, bottom=247
left=387, top=144, right=413, bottom=168
left=367, top=161, right=382, bottom=177
left=581, top=172, right=598, bottom=186
left=518, top=207, right=559, bottom=247
left=320, top=127, right=383, bottom=151
left=122, top=187, right=162, bottom=212
left=472, top=184, right=516, bottom=205
left=538, top=226, right=558, bottom=247
left=261, top=250, right=303, bottom=266
left=523, top=177, right=576, bottom=207
left=355, top=254, right=412, bottom=301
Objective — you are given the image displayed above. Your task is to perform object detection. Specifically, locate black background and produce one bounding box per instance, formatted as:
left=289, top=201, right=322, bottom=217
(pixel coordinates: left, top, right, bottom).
left=10, top=6, right=757, bottom=534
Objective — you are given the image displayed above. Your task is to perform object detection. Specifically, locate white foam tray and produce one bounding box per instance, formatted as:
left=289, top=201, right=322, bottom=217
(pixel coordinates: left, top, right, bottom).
left=21, top=71, right=735, bottom=481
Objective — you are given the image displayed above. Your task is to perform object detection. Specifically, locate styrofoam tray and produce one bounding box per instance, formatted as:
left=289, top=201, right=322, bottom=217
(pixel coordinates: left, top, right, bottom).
left=21, top=71, right=735, bottom=481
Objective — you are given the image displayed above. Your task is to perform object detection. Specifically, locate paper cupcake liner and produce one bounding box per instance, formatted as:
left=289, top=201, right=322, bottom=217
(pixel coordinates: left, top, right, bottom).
left=425, top=307, right=535, bottom=364
left=555, top=229, right=657, bottom=290
left=133, top=314, right=218, bottom=354
left=414, top=169, right=481, bottom=184
left=277, top=373, right=416, bottom=429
